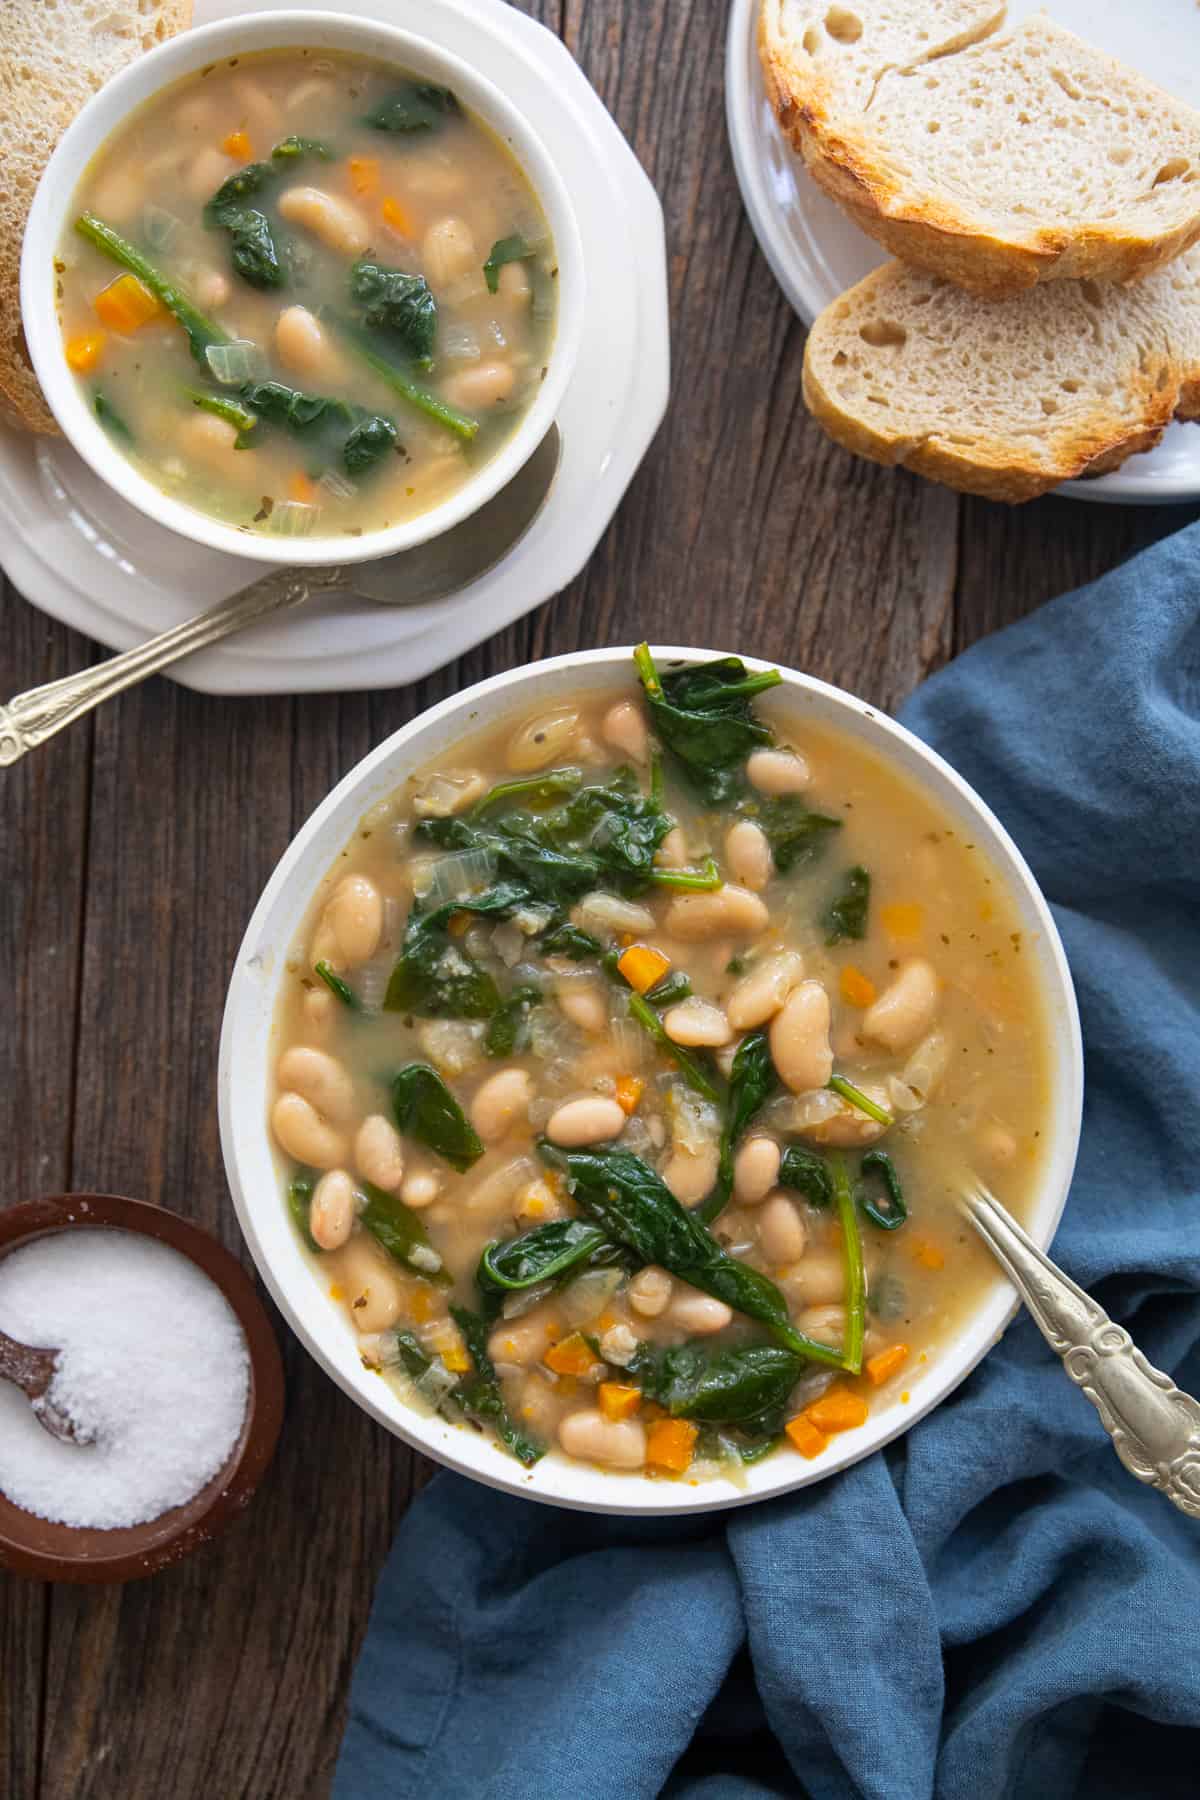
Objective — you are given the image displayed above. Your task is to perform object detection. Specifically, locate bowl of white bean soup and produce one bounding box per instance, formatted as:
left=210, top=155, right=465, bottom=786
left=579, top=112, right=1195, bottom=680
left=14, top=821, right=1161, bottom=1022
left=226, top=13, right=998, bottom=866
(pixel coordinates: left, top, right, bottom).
left=220, top=646, right=1083, bottom=1514
left=22, top=10, right=585, bottom=563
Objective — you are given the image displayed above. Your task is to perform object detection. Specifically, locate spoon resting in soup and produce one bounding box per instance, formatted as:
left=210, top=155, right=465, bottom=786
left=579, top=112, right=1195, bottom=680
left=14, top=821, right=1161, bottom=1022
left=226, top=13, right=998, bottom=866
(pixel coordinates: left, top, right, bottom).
left=267, top=647, right=1051, bottom=1482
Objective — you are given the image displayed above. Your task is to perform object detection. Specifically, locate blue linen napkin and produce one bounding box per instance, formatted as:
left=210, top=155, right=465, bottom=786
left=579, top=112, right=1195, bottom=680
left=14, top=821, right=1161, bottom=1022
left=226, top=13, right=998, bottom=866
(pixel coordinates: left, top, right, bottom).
left=335, top=523, right=1200, bottom=1800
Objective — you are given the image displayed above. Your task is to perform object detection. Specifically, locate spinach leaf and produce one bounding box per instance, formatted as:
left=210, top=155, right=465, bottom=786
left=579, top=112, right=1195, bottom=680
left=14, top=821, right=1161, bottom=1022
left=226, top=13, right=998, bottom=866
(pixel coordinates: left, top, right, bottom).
left=450, top=1305, right=544, bottom=1466
left=393, top=1330, right=434, bottom=1379
left=483, top=233, right=533, bottom=294
left=328, top=310, right=479, bottom=440
left=778, top=1144, right=834, bottom=1207
left=857, top=1149, right=907, bottom=1231
left=827, top=1074, right=893, bottom=1128
left=360, top=1179, right=451, bottom=1282
left=824, top=865, right=871, bottom=943
left=634, top=643, right=782, bottom=806
left=629, top=1342, right=805, bottom=1430
left=349, top=258, right=437, bottom=364
left=75, top=212, right=230, bottom=365
left=365, top=82, right=459, bottom=133
left=315, top=960, right=362, bottom=1012
left=391, top=1063, right=484, bottom=1171
left=470, top=768, right=583, bottom=817
left=383, top=886, right=527, bottom=1018
left=286, top=1172, right=317, bottom=1250
left=644, top=969, right=692, bottom=1007
left=484, top=985, right=540, bottom=1057
left=343, top=413, right=398, bottom=474
left=272, top=135, right=335, bottom=161
left=186, top=388, right=258, bottom=436
left=93, top=391, right=133, bottom=443
left=477, top=1220, right=614, bottom=1294
left=204, top=165, right=285, bottom=289
left=239, top=379, right=349, bottom=431
left=547, top=1145, right=842, bottom=1365
left=745, top=795, right=842, bottom=874
left=700, top=1029, right=779, bottom=1224
left=539, top=921, right=601, bottom=961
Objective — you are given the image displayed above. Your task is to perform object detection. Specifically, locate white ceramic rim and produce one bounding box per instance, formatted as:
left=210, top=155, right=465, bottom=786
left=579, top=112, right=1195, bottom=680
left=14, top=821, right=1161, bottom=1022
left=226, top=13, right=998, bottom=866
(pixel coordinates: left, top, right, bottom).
left=219, top=646, right=1084, bottom=1514
left=723, top=0, right=1200, bottom=507
left=20, top=8, right=586, bottom=565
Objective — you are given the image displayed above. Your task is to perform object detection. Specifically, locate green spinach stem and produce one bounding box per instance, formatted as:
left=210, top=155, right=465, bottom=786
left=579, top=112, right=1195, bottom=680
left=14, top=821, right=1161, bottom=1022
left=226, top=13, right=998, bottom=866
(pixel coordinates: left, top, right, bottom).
left=827, top=1073, right=894, bottom=1128
left=830, top=1153, right=866, bottom=1375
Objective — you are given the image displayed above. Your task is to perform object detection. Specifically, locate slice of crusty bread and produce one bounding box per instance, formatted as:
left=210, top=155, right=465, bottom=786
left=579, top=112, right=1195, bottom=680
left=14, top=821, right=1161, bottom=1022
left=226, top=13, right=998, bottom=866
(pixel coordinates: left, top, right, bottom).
left=802, top=249, right=1200, bottom=501
left=0, top=0, right=193, bottom=433
left=760, top=3, right=1200, bottom=297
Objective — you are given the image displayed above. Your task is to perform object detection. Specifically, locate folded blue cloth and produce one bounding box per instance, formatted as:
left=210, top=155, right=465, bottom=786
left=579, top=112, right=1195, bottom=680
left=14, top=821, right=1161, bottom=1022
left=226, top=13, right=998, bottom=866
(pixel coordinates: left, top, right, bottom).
left=335, top=523, right=1200, bottom=1800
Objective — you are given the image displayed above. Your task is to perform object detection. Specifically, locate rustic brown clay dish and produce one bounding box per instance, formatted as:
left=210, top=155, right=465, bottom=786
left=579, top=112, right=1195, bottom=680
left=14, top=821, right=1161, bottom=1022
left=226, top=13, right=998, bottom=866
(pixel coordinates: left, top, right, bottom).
left=0, top=1194, right=285, bottom=1583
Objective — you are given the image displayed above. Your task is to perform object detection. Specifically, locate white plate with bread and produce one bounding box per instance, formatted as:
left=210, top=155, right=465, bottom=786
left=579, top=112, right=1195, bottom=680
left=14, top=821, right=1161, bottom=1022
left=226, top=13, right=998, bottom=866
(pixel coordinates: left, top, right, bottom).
left=728, top=0, right=1200, bottom=503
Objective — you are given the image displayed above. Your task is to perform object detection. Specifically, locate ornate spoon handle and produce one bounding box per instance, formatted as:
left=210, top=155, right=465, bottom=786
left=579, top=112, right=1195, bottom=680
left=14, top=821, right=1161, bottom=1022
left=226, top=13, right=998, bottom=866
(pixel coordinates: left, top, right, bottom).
left=0, top=566, right=349, bottom=767
left=962, top=1181, right=1200, bottom=1518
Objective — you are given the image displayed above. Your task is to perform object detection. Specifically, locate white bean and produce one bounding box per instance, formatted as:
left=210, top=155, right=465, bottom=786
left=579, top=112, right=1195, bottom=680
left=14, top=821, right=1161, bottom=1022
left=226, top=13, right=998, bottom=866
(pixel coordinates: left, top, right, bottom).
left=667, top=1286, right=732, bottom=1334
left=979, top=1120, right=1018, bottom=1166
left=545, top=1096, right=626, bottom=1147
left=733, top=1136, right=781, bottom=1204
left=231, top=74, right=281, bottom=137
left=271, top=1092, right=347, bottom=1169
left=555, top=979, right=608, bottom=1035
left=505, top=708, right=580, bottom=772
left=726, top=950, right=805, bottom=1029
left=181, top=410, right=241, bottom=466
left=662, top=1142, right=719, bottom=1208
left=756, top=1193, right=808, bottom=1266
left=185, top=147, right=231, bottom=202
left=444, top=360, right=516, bottom=411
left=412, top=771, right=487, bottom=817
left=628, top=1265, right=673, bottom=1317
left=338, top=1237, right=403, bottom=1332
left=277, top=1046, right=356, bottom=1122
left=488, top=1303, right=558, bottom=1367
left=665, top=885, right=769, bottom=941
left=796, top=1303, right=846, bottom=1344
left=402, top=1169, right=441, bottom=1209
left=278, top=185, right=368, bottom=257
left=746, top=747, right=812, bottom=794
left=558, top=1410, right=646, bottom=1469
left=355, top=1114, right=405, bottom=1192
left=663, top=997, right=732, bottom=1048
left=310, top=1169, right=355, bottom=1250
left=863, top=959, right=940, bottom=1053
left=498, top=260, right=532, bottom=303
left=422, top=215, right=477, bottom=286
left=302, top=986, right=334, bottom=1038
left=785, top=1253, right=845, bottom=1307
left=655, top=826, right=687, bottom=869
left=797, top=1091, right=891, bottom=1147
left=196, top=269, right=231, bottom=310
left=601, top=700, right=649, bottom=762
left=275, top=304, right=336, bottom=378
left=573, top=892, right=656, bottom=936
left=327, top=874, right=383, bottom=966
left=769, top=981, right=833, bottom=1094
left=724, top=820, right=773, bottom=892
left=471, top=1068, right=534, bottom=1143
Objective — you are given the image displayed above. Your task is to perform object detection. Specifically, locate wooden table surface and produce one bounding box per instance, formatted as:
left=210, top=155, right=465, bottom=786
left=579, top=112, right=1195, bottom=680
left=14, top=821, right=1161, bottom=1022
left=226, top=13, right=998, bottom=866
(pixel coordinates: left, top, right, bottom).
left=2, top=3, right=1196, bottom=1793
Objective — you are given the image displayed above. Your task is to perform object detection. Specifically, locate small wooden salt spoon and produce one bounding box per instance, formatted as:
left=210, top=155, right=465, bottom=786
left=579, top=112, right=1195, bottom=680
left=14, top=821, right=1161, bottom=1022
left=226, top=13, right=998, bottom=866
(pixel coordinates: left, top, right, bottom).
left=0, top=1328, right=90, bottom=1444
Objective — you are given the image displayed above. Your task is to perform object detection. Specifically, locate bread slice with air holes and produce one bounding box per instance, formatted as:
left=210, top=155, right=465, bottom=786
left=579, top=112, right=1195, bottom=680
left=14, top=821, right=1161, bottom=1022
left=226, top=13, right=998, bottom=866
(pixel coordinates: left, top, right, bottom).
left=802, top=248, right=1200, bottom=501
left=759, top=2, right=1200, bottom=298
left=0, top=0, right=193, bottom=434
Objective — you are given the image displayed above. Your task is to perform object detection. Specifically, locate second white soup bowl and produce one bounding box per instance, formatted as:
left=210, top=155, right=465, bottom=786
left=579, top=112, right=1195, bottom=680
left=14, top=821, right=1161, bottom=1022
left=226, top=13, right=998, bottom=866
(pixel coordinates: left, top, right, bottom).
left=219, top=648, right=1084, bottom=1514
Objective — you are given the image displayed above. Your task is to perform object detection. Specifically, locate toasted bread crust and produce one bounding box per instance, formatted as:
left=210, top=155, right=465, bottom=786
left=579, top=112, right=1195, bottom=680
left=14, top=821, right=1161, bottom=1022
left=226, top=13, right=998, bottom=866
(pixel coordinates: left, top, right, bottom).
left=759, top=5, right=1200, bottom=299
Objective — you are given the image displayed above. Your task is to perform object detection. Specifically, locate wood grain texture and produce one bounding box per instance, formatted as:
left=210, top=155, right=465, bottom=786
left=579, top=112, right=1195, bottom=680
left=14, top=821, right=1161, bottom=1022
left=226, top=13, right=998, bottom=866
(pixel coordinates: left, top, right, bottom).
left=1, top=0, right=1198, bottom=1795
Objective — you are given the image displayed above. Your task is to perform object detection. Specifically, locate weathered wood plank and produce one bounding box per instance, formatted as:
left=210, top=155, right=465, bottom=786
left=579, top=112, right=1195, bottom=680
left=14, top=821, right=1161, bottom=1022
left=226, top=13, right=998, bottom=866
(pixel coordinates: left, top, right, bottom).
left=0, top=577, right=94, bottom=1800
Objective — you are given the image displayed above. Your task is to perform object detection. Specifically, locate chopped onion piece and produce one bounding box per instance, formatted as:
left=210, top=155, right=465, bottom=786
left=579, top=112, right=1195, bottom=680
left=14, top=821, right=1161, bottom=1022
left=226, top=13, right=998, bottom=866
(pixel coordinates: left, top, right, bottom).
left=502, top=1279, right=556, bottom=1320
left=425, top=847, right=497, bottom=903
left=443, top=269, right=488, bottom=307
left=319, top=469, right=358, bottom=502
left=143, top=204, right=180, bottom=251
left=441, top=323, right=481, bottom=362
left=414, top=1361, right=459, bottom=1409
left=267, top=500, right=321, bottom=537
left=204, top=339, right=268, bottom=385
left=562, top=1267, right=623, bottom=1326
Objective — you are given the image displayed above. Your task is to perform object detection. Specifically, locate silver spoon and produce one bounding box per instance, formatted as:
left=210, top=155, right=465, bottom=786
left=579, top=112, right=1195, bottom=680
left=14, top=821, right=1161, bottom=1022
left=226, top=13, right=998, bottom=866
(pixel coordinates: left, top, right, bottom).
left=0, top=1327, right=93, bottom=1445
left=0, top=423, right=561, bottom=766
left=961, top=1178, right=1200, bottom=1518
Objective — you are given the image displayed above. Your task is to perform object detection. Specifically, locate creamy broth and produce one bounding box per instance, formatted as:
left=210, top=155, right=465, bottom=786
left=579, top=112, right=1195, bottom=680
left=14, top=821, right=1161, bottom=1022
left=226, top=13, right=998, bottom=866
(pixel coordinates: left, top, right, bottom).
left=268, top=656, right=1052, bottom=1482
left=57, top=51, right=555, bottom=539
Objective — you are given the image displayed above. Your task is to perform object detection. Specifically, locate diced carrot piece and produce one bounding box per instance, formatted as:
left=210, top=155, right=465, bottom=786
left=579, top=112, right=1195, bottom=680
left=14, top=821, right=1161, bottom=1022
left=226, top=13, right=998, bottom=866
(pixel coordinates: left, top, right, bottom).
left=805, top=1385, right=869, bottom=1434
left=910, top=1239, right=945, bottom=1271
left=785, top=1414, right=828, bottom=1459
left=646, top=1418, right=698, bottom=1473
left=594, top=1310, right=618, bottom=1334
left=221, top=129, right=253, bottom=160
left=642, top=1400, right=669, bottom=1422
left=328, top=1283, right=344, bottom=1302
left=615, top=1074, right=644, bottom=1115
left=617, top=944, right=671, bottom=994
left=65, top=330, right=106, bottom=373
left=407, top=1283, right=434, bottom=1324
left=446, top=910, right=471, bottom=937
left=598, top=1382, right=641, bottom=1422
left=865, top=1343, right=910, bottom=1387
left=839, top=964, right=877, bottom=1008
left=349, top=156, right=380, bottom=195
left=441, top=1344, right=470, bottom=1374
left=288, top=471, right=317, bottom=504
left=93, top=273, right=161, bottom=334
left=381, top=195, right=416, bottom=237
left=880, top=902, right=924, bottom=939
left=544, top=1332, right=599, bottom=1377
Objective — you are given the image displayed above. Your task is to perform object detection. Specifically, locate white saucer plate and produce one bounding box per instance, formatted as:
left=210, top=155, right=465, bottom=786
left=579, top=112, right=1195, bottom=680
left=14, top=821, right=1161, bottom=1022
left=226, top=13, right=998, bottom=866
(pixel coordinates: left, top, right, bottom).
left=0, top=0, right=669, bottom=694
left=726, top=0, right=1200, bottom=506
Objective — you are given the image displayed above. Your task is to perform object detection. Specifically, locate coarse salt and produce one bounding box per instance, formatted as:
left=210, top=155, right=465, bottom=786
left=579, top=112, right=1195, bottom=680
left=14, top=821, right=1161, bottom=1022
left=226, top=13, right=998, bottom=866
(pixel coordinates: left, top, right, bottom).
left=0, top=1229, right=250, bottom=1529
